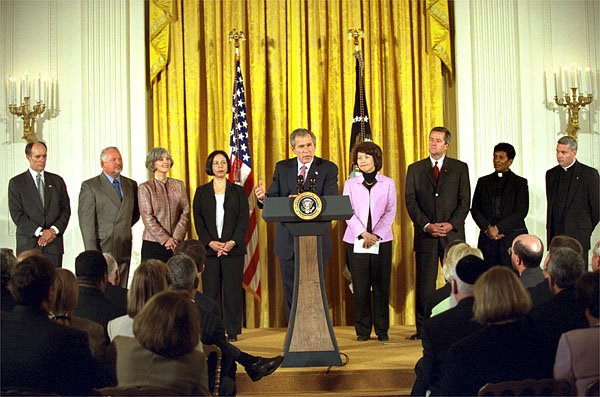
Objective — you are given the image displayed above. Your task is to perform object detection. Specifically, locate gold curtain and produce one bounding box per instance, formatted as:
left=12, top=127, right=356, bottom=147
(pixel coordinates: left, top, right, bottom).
left=150, top=0, right=448, bottom=328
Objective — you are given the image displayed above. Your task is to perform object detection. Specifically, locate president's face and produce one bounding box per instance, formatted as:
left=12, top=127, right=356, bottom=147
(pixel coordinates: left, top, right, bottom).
left=27, top=143, right=47, bottom=173
left=292, top=135, right=315, bottom=164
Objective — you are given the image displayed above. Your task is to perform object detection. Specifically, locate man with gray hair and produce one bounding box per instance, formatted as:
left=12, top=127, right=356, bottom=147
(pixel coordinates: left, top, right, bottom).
left=510, top=234, right=545, bottom=288
left=530, top=247, right=588, bottom=362
left=546, top=136, right=599, bottom=266
left=78, top=147, right=139, bottom=287
left=592, top=240, right=600, bottom=271
left=103, top=253, right=127, bottom=309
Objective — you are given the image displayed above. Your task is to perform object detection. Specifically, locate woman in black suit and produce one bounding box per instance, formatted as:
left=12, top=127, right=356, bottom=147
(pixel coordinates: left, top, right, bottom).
left=193, top=150, right=249, bottom=341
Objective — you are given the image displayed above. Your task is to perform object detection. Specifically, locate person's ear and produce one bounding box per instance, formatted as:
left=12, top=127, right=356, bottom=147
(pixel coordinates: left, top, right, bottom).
left=451, top=278, right=459, bottom=295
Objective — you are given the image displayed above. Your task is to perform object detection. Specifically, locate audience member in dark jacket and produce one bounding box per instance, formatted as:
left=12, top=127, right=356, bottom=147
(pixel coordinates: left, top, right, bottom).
left=1, top=255, right=97, bottom=395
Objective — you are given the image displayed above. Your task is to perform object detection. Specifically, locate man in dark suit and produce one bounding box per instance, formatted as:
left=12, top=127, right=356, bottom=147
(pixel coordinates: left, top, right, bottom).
left=78, top=146, right=140, bottom=287
left=510, top=234, right=545, bottom=288
left=471, top=142, right=529, bottom=268
left=546, top=136, right=599, bottom=266
left=529, top=247, right=588, bottom=362
left=405, top=126, right=471, bottom=339
left=1, top=255, right=97, bottom=394
left=8, top=141, right=71, bottom=267
left=412, top=255, right=490, bottom=396
left=254, top=128, right=339, bottom=319
left=73, top=250, right=126, bottom=341
left=169, top=243, right=284, bottom=395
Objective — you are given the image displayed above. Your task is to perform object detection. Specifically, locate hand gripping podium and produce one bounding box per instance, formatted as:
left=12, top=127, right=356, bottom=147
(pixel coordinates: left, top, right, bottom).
left=262, top=194, right=352, bottom=367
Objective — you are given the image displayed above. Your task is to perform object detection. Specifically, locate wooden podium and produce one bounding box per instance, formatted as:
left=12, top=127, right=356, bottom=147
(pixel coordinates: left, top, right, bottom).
left=262, top=195, right=352, bottom=367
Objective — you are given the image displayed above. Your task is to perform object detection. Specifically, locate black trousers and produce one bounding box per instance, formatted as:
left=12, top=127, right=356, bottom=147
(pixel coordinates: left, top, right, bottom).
left=415, top=241, right=444, bottom=335
left=202, top=254, right=244, bottom=336
left=141, top=240, right=173, bottom=263
left=346, top=241, right=392, bottom=338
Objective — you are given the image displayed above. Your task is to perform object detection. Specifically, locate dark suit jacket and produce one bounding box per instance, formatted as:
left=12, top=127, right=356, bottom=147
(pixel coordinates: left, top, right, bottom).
left=438, top=318, right=549, bottom=396
left=527, top=279, right=554, bottom=307
left=1, top=305, right=97, bottom=395
left=105, top=284, right=128, bottom=310
left=74, top=285, right=126, bottom=342
left=412, top=297, right=482, bottom=395
left=8, top=170, right=71, bottom=255
left=262, top=156, right=339, bottom=260
left=78, top=173, right=140, bottom=262
left=471, top=170, right=528, bottom=251
left=193, top=180, right=249, bottom=257
left=546, top=160, right=600, bottom=251
left=405, top=157, right=471, bottom=252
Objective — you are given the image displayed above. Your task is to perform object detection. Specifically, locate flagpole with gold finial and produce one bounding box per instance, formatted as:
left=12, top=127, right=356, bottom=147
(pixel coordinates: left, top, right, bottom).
left=228, top=29, right=246, bottom=61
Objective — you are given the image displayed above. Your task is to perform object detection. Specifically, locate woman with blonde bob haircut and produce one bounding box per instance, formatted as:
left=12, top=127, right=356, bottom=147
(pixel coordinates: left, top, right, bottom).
left=440, top=266, right=547, bottom=396
left=113, top=290, right=209, bottom=395
left=108, top=259, right=169, bottom=340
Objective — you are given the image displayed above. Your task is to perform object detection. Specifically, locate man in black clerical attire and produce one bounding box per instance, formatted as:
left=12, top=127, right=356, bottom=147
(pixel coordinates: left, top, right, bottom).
left=471, top=142, right=528, bottom=268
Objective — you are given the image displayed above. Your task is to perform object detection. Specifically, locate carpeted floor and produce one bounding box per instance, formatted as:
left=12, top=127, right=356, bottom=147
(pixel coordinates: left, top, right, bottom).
left=235, top=325, right=421, bottom=396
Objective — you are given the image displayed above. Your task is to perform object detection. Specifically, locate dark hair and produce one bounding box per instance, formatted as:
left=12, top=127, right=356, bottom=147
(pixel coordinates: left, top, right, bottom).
left=133, top=290, right=200, bottom=359
left=25, top=141, right=47, bottom=156
left=9, top=255, right=55, bottom=307
left=1, top=248, right=17, bottom=287
left=351, top=141, right=383, bottom=172
left=174, top=240, right=206, bottom=272
left=493, top=142, right=516, bottom=160
left=549, top=235, right=583, bottom=255
left=127, top=260, right=169, bottom=318
left=513, top=239, right=543, bottom=268
left=205, top=150, right=231, bottom=175
left=576, top=271, right=599, bottom=318
left=430, top=127, right=452, bottom=144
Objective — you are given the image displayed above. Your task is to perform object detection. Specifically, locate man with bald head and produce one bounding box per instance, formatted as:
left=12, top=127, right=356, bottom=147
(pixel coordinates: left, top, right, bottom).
left=510, top=234, right=544, bottom=288
left=8, top=141, right=71, bottom=267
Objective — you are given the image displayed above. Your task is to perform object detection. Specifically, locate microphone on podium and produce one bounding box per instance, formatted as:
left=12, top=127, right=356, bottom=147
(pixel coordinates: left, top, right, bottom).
left=296, top=175, right=305, bottom=194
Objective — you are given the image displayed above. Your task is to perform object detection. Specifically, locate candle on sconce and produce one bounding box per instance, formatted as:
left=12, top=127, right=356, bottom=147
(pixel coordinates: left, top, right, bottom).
left=43, top=80, right=48, bottom=105
left=571, top=63, right=577, bottom=88
left=50, top=79, right=55, bottom=110
left=585, top=67, right=592, bottom=95
left=577, top=67, right=583, bottom=94
left=562, top=67, right=568, bottom=95
left=553, top=71, right=558, bottom=96
left=24, top=73, right=29, bottom=97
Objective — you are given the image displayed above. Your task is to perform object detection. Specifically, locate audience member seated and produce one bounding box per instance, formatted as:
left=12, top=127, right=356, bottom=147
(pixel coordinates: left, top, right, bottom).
left=170, top=242, right=284, bottom=395
left=553, top=271, right=599, bottom=396
left=103, top=253, right=128, bottom=309
left=1, top=248, right=17, bottom=312
left=113, top=290, right=209, bottom=395
left=412, top=255, right=491, bottom=396
left=430, top=243, right=483, bottom=317
left=528, top=235, right=583, bottom=307
left=1, top=255, right=97, bottom=394
left=529, top=247, right=587, bottom=358
left=73, top=250, right=126, bottom=341
left=510, top=234, right=545, bottom=288
left=592, top=241, right=600, bottom=271
left=108, top=259, right=169, bottom=340
left=439, top=266, right=547, bottom=396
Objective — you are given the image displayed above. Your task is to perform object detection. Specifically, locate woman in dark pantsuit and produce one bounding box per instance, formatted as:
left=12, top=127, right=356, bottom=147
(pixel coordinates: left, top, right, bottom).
left=193, top=150, right=249, bottom=341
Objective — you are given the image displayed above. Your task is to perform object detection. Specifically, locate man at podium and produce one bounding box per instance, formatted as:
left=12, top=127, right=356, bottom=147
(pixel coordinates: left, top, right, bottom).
left=254, top=128, right=339, bottom=320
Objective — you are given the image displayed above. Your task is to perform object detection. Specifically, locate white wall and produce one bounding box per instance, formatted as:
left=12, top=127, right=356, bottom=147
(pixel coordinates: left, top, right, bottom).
left=0, top=0, right=147, bottom=280
left=454, top=0, right=600, bottom=263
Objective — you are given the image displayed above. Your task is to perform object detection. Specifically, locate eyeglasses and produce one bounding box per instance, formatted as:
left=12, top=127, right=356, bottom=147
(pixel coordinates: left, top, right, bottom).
left=507, top=247, right=513, bottom=256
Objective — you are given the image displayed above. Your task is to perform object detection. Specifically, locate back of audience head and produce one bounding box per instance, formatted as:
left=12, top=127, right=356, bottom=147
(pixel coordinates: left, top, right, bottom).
left=133, top=290, right=200, bottom=359
left=1, top=248, right=17, bottom=289
left=16, top=248, right=44, bottom=263
left=543, top=235, right=583, bottom=272
left=453, top=255, right=491, bottom=297
left=473, top=266, right=532, bottom=325
left=547, top=247, right=585, bottom=290
left=9, top=255, right=55, bottom=310
left=443, top=243, right=483, bottom=282
left=592, top=240, right=600, bottom=271
left=128, top=259, right=169, bottom=318
left=173, top=239, right=206, bottom=271
left=75, top=250, right=108, bottom=288
left=166, top=254, right=198, bottom=292
left=575, top=271, right=599, bottom=325
left=103, top=253, right=119, bottom=286
left=512, top=234, right=544, bottom=268
left=52, top=268, right=78, bottom=321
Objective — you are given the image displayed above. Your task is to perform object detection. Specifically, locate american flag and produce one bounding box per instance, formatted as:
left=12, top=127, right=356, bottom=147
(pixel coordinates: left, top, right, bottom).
left=228, top=59, right=261, bottom=299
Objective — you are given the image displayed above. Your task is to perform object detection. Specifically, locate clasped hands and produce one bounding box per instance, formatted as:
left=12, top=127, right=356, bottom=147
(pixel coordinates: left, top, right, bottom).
left=426, top=222, right=453, bottom=237
left=37, top=229, right=56, bottom=247
left=484, top=225, right=505, bottom=241
left=209, top=240, right=236, bottom=257
left=360, top=231, right=379, bottom=248
left=164, top=237, right=180, bottom=251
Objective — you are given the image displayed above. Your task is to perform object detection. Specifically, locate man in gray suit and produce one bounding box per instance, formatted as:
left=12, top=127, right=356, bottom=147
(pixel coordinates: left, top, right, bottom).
left=405, top=126, right=471, bottom=339
left=78, top=146, right=139, bottom=287
left=8, top=141, right=71, bottom=267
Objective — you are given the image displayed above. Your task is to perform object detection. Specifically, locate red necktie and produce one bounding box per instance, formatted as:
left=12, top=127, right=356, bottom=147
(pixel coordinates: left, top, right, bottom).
left=433, top=161, right=440, bottom=181
left=300, top=165, right=307, bottom=182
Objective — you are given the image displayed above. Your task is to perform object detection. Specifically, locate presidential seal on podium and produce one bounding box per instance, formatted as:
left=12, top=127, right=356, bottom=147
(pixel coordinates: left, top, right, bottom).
left=293, top=192, right=322, bottom=220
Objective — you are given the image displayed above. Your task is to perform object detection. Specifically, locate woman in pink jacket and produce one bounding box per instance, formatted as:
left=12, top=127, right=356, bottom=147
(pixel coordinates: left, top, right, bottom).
left=343, top=141, right=397, bottom=341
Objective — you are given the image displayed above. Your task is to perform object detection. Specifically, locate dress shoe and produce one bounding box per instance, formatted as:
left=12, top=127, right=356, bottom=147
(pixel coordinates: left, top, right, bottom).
left=357, top=335, right=370, bottom=341
left=245, top=355, right=284, bottom=382
left=409, top=333, right=421, bottom=340
left=377, top=334, right=389, bottom=342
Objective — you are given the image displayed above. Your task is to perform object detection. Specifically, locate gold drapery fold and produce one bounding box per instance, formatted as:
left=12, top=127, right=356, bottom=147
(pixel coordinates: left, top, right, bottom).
left=149, top=0, right=175, bottom=82
left=150, top=0, right=447, bottom=328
